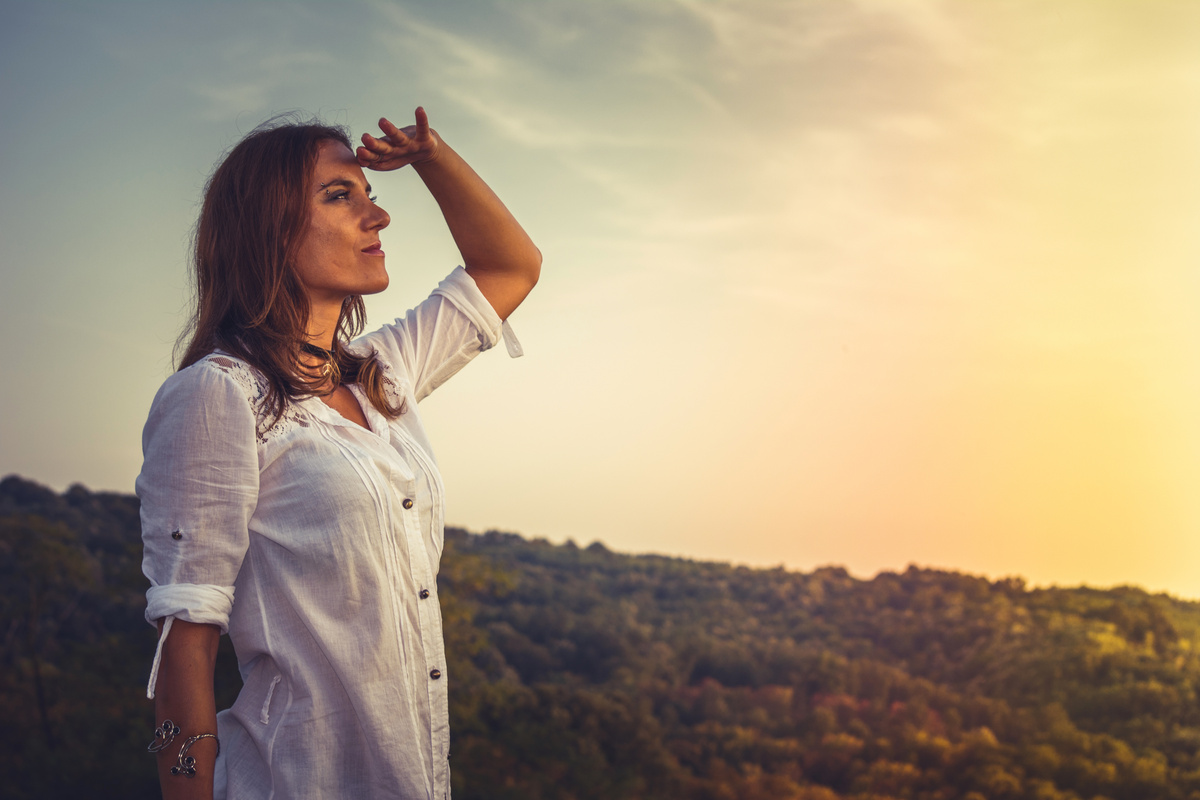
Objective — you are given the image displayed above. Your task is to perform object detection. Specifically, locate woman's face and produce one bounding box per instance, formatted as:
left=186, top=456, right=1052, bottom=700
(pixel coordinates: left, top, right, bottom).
left=293, top=141, right=392, bottom=307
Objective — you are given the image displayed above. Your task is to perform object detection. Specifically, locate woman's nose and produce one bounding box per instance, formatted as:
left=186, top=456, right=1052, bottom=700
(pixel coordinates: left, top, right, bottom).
left=369, top=202, right=390, bottom=231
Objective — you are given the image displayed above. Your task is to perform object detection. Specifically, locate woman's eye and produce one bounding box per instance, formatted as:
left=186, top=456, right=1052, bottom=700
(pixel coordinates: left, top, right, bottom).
left=323, top=188, right=375, bottom=204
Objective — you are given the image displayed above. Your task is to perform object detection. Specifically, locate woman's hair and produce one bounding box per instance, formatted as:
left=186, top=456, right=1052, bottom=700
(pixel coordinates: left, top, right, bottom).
left=176, top=114, right=403, bottom=425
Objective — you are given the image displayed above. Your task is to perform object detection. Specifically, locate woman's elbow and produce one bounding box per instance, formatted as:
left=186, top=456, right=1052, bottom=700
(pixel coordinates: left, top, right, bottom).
left=525, top=245, right=543, bottom=290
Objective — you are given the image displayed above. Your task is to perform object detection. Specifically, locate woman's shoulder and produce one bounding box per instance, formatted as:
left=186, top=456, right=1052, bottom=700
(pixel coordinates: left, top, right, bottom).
left=145, top=352, right=274, bottom=438
left=176, top=351, right=316, bottom=445
left=162, top=351, right=268, bottom=404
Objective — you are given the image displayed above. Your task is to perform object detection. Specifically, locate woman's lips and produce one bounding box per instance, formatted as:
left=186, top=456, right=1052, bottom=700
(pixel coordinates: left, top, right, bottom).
left=362, top=243, right=385, bottom=256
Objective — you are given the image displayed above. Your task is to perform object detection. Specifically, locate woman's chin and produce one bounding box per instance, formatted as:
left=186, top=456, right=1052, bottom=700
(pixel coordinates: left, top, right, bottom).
left=363, top=274, right=390, bottom=296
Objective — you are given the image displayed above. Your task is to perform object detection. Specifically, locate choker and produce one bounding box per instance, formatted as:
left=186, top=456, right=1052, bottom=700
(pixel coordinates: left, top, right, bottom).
left=301, top=342, right=337, bottom=380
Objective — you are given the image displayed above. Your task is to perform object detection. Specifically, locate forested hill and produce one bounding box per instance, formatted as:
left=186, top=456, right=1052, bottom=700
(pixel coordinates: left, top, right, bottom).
left=3, top=475, right=1200, bottom=800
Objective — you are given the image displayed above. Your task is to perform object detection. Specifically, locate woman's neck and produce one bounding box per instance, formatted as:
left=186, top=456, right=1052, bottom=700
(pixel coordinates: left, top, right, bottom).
left=305, top=298, right=343, bottom=352
left=301, top=299, right=344, bottom=390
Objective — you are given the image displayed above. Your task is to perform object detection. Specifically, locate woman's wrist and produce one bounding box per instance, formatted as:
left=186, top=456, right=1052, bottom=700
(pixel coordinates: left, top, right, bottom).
left=410, top=131, right=444, bottom=169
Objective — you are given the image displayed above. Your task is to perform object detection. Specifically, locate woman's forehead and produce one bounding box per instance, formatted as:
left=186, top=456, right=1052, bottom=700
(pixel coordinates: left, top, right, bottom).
left=313, top=141, right=363, bottom=180
left=309, top=141, right=364, bottom=188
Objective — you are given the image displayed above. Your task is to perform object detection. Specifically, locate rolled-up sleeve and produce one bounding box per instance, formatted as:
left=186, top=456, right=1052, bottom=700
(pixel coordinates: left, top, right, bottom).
left=137, top=362, right=259, bottom=633
left=359, top=266, right=523, bottom=402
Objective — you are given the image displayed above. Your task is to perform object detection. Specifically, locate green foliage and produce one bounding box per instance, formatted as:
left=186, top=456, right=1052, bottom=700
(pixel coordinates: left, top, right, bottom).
left=0, top=479, right=158, bottom=799
left=5, top=475, right=1200, bottom=800
left=439, top=533, right=1200, bottom=799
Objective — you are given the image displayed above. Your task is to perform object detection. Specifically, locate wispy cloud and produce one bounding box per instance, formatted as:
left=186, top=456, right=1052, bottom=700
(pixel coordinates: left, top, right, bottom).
left=442, top=86, right=657, bottom=151
left=370, top=5, right=509, bottom=79
left=669, top=0, right=849, bottom=72
left=366, top=3, right=676, bottom=152
left=186, top=48, right=336, bottom=121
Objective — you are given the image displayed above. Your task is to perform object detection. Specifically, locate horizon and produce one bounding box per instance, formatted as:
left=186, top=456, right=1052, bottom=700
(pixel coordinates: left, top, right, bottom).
left=3, top=471, right=1194, bottom=603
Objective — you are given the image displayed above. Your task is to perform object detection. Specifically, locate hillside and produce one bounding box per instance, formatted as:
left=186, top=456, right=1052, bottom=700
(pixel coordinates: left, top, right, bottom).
left=3, top=475, right=1199, bottom=799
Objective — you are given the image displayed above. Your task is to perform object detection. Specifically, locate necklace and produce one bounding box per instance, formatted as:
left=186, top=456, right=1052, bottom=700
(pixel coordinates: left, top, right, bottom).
left=301, top=342, right=337, bottom=380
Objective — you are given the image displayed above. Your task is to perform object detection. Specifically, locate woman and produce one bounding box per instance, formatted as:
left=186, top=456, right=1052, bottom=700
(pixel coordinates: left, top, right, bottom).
left=137, top=108, right=540, bottom=799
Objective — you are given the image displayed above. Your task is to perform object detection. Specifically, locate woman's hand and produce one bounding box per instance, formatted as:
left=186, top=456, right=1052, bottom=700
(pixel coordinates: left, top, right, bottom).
left=359, top=107, right=540, bottom=319
left=356, top=107, right=441, bottom=171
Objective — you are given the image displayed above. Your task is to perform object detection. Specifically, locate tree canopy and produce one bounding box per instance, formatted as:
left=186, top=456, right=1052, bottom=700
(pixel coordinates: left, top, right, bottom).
left=3, top=475, right=1198, bottom=800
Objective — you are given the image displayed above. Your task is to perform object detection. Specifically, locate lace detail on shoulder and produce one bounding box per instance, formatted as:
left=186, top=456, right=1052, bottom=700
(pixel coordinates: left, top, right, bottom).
left=203, top=354, right=311, bottom=445
left=374, top=356, right=409, bottom=416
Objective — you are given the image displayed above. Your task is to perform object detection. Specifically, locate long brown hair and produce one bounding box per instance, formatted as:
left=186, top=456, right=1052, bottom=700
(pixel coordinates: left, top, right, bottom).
left=177, top=114, right=403, bottom=426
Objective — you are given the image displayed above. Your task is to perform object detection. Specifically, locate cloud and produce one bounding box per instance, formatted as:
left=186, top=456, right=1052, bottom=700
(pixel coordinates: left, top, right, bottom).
left=370, top=4, right=508, bottom=79
left=364, top=2, right=689, bottom=165
left=628, top=47, right=728, bottom=116
left=441, top=86, right=656, bottom=151
left=190, top=81, right=274, bottom=118
left=186, top=47, right=336, bottom=121
left=668, top=0, right=849, bottom=73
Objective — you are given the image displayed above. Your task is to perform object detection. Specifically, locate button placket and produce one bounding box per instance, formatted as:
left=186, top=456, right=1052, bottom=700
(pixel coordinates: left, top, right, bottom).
left=387, top=422, right=451, bottom=772
left=390, top=478, right=447, bottom=741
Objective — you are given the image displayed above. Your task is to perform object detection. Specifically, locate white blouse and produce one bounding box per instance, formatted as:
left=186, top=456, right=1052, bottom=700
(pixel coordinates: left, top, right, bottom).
left=138, top=267, right=520, bottom=800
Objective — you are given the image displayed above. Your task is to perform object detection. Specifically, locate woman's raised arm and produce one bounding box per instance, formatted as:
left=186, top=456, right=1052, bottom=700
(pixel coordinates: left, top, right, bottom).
left=356, top=107, right=541, bottom=320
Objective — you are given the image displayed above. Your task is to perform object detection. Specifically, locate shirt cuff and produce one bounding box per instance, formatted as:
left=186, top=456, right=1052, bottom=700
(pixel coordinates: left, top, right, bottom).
left=432, top=266, right=524, bottom=358
left=145, top=583, right=236, bottom=634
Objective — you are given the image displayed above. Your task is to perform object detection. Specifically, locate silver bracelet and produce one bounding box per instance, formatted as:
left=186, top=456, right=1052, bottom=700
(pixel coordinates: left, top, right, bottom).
left=147, top=719, right=220, bottom=778
left=146, top=719, right=180, bottom=754
left=171, top=733, right=221, bottom=778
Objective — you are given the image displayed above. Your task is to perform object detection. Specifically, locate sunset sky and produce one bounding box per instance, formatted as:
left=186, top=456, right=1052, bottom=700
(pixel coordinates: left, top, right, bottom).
left=2, top=1, right=1198, bottom=596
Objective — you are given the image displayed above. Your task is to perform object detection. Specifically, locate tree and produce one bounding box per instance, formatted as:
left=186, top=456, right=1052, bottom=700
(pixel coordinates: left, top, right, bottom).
left=0, top=514, right=97, bottom=750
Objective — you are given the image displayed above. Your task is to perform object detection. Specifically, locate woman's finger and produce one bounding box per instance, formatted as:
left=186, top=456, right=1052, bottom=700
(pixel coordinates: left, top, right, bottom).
left=361, top=135, right=399, bottom=160
left=361, top=131, right=388, bottom=148
left=378, top=117, right=409, bottom=143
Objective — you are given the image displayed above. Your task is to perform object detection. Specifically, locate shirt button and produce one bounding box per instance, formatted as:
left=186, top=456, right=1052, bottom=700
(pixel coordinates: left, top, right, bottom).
left=402, top=498, right=414, bottom=509
left=419, top=589, right=430, bottom=599
left=171, top=530, right=183, bottom=541
left=430, top=668, right=442, bottom=680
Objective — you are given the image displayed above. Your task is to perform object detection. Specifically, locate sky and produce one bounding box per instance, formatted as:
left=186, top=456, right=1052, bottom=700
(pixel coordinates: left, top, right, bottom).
left=2, top=0, right=1199, bottom=597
